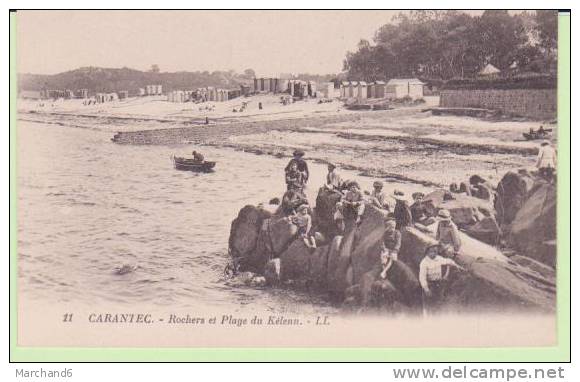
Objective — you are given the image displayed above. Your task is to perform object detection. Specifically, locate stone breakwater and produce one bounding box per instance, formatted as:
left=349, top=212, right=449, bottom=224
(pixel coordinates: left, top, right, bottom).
left=228, top=170, right=556, bottom=313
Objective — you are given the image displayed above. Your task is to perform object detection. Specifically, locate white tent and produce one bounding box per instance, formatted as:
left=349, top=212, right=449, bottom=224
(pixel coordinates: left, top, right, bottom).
left=479, top=63, right=501, bottom=76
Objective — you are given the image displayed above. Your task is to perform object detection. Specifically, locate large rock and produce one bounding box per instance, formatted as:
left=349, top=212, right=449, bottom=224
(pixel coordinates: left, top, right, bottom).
left=400, top=223, right=555, bottom=312
left=423, top=189, right=494, bottom=227
left=313, top=187, right=343, bottom=239
left=508, top=181, right=557, bottom=267
left=229, top=205, right=271, bottom=272
left=326, top=234, right=351, bottom=295
left=464, top=216, right=501, bottom=246
left=495, top=170, right=534, bottom=226
left=350, top=205, right=388, bottom=284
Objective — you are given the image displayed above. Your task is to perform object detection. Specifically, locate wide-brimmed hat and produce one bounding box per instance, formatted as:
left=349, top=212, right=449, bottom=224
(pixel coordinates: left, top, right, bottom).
left=293, top=149, right=305, bottom=157
left=327, top=162, right=336, bottom=169
left=438, top=209, right=451, bottom=219
left=412, top=192, right=425, bottom=200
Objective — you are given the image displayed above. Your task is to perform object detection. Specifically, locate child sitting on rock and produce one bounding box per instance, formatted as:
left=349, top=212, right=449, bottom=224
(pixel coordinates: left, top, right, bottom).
left=291, top=204, right=317, bottom=249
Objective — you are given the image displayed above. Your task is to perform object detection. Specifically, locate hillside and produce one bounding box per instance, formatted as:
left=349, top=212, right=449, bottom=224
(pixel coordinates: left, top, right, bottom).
left=18, top=67, right=337, bottom=95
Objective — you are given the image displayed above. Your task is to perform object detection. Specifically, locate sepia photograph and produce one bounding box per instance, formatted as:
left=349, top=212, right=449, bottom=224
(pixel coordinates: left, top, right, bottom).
left=12, top=9, right=565, bottom=352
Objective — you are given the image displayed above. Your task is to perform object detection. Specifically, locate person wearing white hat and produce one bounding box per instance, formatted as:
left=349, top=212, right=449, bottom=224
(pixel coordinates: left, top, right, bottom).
left=436, top=209, right=461, bottom=257
left=536, top=140, right=556, bottom=182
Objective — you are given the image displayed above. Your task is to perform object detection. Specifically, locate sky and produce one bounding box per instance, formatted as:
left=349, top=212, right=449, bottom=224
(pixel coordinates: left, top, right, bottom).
left=16, top=10, right=410, bottom=76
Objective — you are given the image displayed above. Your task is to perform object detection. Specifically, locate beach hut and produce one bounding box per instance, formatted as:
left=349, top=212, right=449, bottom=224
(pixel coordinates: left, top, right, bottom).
left=373, top=81, right=386, bottom=98
left=385, top=78, right=425, bottom=100
left=357, top=81, right=368, bottom=100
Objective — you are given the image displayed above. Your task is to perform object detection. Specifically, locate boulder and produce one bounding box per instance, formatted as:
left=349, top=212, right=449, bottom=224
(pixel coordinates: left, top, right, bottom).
left=326, top=234, right=351, bottom=295
left=464, top=216, right=501, bottom=246
left=495, top=170, right=534, bottom=226
left=508, top=181, right=557, bottom=267
left=264, top=258, right=281, bottom=286
left=350, top=205, right=388, bottom=284
left=279, top=239, right=310, bottom=282
left=229, top=205, right=271, bottom=272
left=313, top=187, right=343, bottom=239
left=423, top=189, right=494, bottom=227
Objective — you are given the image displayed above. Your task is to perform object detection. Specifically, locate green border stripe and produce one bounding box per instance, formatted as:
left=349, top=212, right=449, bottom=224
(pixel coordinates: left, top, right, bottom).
left=9, top=12, right=570, bottom=362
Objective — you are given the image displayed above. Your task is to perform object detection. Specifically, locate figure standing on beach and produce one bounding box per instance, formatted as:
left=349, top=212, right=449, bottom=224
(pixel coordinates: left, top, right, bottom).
left=536, top=140, right=557, bottom=182
left=285, top=150, right=309, bottom=184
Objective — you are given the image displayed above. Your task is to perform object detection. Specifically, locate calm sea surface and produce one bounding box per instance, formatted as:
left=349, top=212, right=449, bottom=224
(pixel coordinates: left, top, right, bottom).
left=17, top=120, right=429, bottom=313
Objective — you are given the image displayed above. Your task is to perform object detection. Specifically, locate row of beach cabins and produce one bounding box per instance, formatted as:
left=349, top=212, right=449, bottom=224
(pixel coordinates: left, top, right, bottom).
left=20, top=77, right=427, bottom=105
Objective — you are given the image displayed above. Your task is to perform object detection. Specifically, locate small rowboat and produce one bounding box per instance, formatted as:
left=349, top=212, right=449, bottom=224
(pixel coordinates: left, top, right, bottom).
left=522, top=129, right=552, bottom=141
left=171, top=155, right=216, bottom=172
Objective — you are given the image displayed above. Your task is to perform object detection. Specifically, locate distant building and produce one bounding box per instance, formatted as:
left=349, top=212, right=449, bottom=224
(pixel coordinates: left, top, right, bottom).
left=318, top=82, right=339, bottom=99
left=138, top=88, right=146, bottom=96
left=146, top=85, right=162, bottom=96
left=74, top=89, right=89, bottom=99
left=19, top=90, right=43, bottom=99
left=385, top=78, right=425, bottom=100
left=118, top=90, right=129, bottom=100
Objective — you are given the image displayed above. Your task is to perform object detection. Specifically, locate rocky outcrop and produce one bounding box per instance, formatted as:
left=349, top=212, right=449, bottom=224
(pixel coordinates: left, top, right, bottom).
left=228, top=181, right=556, bottom=313
left=422, top=189, right=494, bottom=227
left=495, top=170, right=535, bottom=226
left=508, top=180, right=557, bottom=267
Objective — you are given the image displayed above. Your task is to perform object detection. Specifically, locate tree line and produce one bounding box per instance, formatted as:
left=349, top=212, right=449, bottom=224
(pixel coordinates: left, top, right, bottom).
left=343, top=10, right=558, bottom=82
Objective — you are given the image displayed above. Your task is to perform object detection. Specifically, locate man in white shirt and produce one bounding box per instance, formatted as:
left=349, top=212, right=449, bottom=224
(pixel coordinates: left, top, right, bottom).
left=536, top=140, right=557, bottom=182
left=419, top=244, right=465, bottom=312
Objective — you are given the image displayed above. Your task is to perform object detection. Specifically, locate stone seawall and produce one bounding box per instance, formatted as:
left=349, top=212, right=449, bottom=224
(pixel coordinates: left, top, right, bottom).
left=440, top=88, right=556, bottom=120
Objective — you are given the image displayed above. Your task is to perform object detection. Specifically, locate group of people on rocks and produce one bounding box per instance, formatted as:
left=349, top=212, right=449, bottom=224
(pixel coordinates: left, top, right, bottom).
left=277, top=150, right=466, bottom=313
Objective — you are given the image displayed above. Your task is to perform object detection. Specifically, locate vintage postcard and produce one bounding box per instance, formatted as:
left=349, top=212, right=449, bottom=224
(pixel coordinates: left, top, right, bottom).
left=10, top=9, right=569, bottom=360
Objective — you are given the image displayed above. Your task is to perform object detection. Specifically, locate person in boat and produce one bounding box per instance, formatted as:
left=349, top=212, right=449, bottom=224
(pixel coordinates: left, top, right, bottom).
left=285, top=150, right=309, bottom=184
left=410, top=192, right=429, bottom=223
left=191, top=150, right=205, bottom=163
left=324, top=163, right=343, bottom=192
left=285, top=161, right=306, bottom=192
left=536, top=140, right=557, bottom=182
left=419, top=244, right=465, bottom=313
left=290, top=204, right=317, bottom=249
left=435, top=209, right=462, bottom=258
left=538, top=125, right=546, bottom=135
left=367, top=181, right=391, bottom=212
left=393, top=191, right=412, bottom=230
